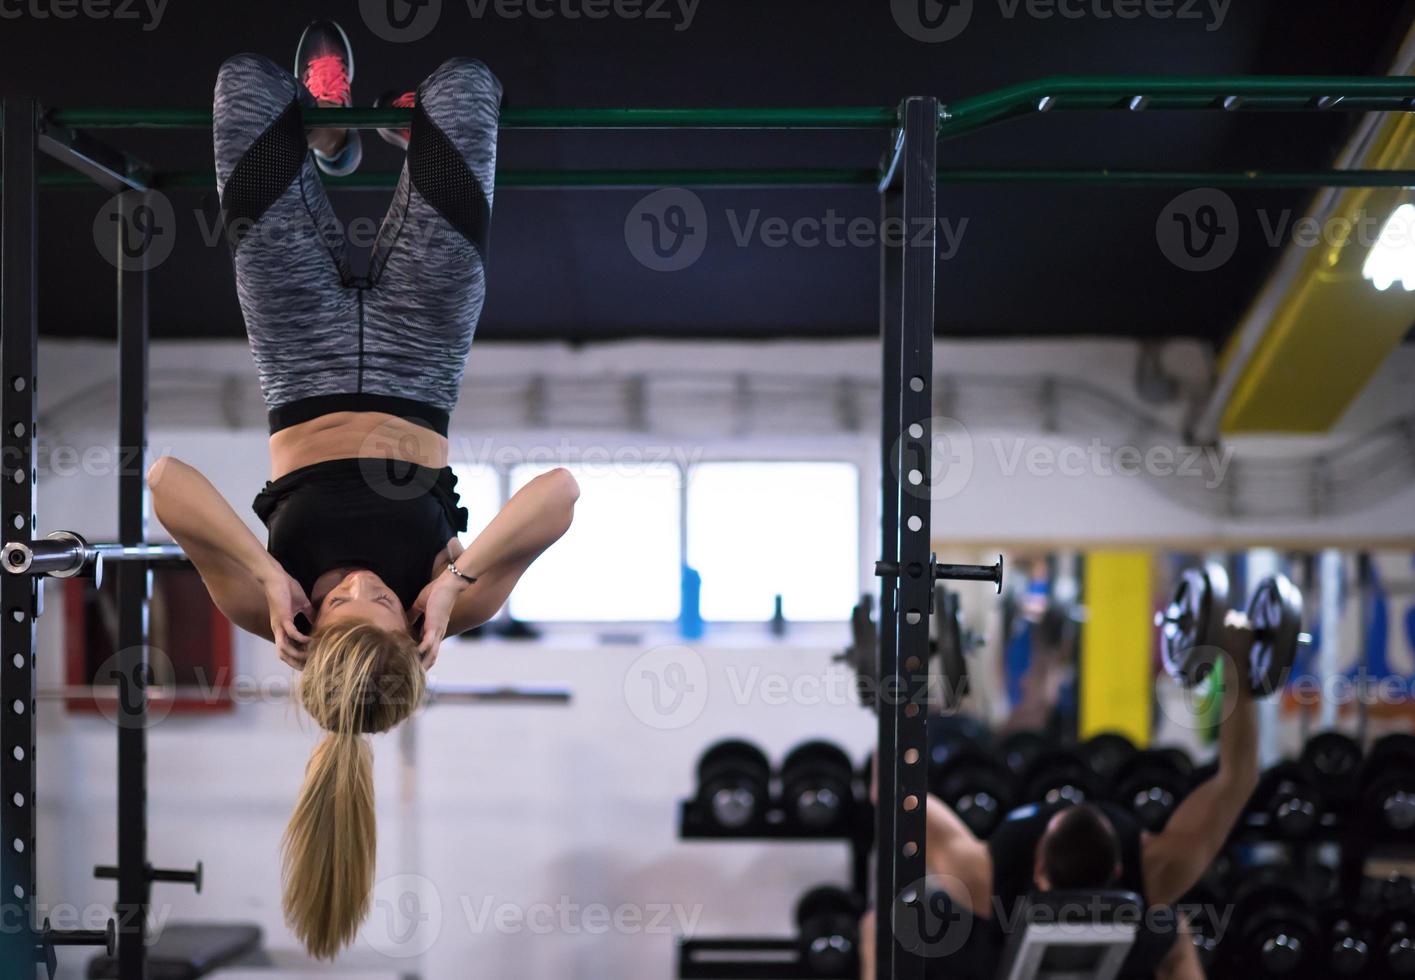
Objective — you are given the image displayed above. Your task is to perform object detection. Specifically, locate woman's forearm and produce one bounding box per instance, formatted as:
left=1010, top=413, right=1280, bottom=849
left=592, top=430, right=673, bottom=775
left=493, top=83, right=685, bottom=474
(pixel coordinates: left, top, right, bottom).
left=147, top=456, right=280, bottom=584
left=451, top=467, right=579, bottom=578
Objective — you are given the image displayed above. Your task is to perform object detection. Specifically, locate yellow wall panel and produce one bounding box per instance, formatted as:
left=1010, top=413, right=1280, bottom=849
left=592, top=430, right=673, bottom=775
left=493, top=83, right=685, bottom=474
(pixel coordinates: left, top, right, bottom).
left=1080, top=551, right=1154, bottom=746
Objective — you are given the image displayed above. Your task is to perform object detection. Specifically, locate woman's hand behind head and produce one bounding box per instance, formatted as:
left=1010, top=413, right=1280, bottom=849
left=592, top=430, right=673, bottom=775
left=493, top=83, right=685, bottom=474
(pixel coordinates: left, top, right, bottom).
left=264, top=568, right=313, bottom=670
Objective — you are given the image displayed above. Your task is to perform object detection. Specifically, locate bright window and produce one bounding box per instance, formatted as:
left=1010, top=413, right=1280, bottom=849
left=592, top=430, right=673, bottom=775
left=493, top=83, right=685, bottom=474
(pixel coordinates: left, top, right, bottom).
left=508, top=461, right=682, bottom=622
left=687, top=462, right=859, bottom=621
left=450, top=463, right=503, bottom=546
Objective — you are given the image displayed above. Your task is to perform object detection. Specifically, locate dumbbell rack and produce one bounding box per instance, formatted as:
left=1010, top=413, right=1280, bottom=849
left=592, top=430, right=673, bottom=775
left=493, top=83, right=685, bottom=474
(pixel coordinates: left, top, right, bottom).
left=675, top=794, right=874, bottom=979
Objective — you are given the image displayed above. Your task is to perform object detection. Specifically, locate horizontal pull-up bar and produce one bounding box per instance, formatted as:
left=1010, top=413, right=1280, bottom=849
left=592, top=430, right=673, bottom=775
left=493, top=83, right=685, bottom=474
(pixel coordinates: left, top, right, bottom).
left=939, top=75, right=1415, bottom=138
left=38, top=76, right=1415, bottom=136
left=28, top=167, right=1415, bottom=191
left=45, top=105, right=900, bottom=130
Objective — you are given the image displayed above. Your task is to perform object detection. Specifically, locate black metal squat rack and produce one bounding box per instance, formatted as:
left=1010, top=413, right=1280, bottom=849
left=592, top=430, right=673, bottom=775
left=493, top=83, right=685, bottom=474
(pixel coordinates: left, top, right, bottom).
left=7, top=75, right=1415, bottom=980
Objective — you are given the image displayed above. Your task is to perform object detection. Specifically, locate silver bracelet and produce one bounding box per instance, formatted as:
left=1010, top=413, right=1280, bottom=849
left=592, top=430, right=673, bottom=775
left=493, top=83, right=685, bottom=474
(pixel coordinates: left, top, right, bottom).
left=446, top=562, right=478, bottom=586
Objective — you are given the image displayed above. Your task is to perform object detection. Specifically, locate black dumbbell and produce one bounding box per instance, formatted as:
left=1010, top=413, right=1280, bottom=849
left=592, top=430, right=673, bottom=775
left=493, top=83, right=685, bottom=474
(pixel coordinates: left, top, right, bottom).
left=1113, top=748, right=1195, bottom=833
left=1022, top=747, right=1098, bottom=808
left=1326, top=916, right=1373, bottom=977
left=1361, top=734, right=1415, bottom=836
left=782, top=740, right=856, bottom=832
left=1157, top=566, right=1308, bottom=697
left=1180, top=882, right=1223, bottom=971
left=1300, top=731, right=1364, bottom=817
left=1080, top=731, right=1139, bottom=795
left=695, top=739, right=772, bottom=832
left=1254, top=762, right=1325, bottom=841
left=1377, top=877, right=1415, bottom=978
left=927, top=713, right=992, bottom=769
left=1000, top=730, right=1047, bottom=780
left=1227, top=866, right=1321, bottom=978
left=930, top=744, right=1018, bottom=839
left=795, top=885, right=862, bottom=977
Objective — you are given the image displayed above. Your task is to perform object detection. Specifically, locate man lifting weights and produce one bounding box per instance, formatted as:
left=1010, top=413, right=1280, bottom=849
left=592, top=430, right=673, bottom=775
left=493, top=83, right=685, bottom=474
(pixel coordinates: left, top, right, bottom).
left=860, top=613, right=1260, bottom=980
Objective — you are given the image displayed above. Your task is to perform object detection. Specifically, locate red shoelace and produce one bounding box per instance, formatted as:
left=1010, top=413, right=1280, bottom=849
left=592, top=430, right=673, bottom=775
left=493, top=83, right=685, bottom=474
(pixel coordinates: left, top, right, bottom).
left=391, top=91, right=415, bottom=138
left=304, top=54, right=350, bottom=105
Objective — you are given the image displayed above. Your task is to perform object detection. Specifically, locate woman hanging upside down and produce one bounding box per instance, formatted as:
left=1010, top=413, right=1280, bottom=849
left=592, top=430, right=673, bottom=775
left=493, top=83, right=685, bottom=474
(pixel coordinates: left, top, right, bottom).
left=146, top=20, right=578, bottom=959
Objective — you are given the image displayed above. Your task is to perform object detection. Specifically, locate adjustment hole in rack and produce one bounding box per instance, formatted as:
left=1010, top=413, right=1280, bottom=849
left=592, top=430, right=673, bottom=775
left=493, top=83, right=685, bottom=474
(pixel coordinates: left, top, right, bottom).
left=905, top=610, right=922, bottom=625
left=907, top=515, right=923, bottom=532
left=902, top=887, right=918, bottom=905
left=903, top=794, right=919, bottom=812
left=909, top=376, right=925, bottom=393
left=903, top=841, right=919, bottom=858
left=9, top=513, right=21, bottom=530
left=11, top=792, right=22, bottom=807
left=11, top=653, right=23, bottom=669
left=11, top=699, right=22, bottom=715
left=11, top=469, right=24, bottom=485
left=10, top=377, right=25, bottom=393
left=908, top=423, right=924, bottom=439
left=11, top=608, right=24, bottom=623
left=905, top=703, right=920, bottom=718
left=904, top=748, right=920, bottom=765
left=12, top=746, right=23, bottom=761
left=9, top=422, right=22, bottom=438
left=12, top=838, right=23, bottom=853
left=904, top=656, right=921, bottom=672
left=11, top=885, right=21, bottom=899
left=907, top=469, right=923, bottom=486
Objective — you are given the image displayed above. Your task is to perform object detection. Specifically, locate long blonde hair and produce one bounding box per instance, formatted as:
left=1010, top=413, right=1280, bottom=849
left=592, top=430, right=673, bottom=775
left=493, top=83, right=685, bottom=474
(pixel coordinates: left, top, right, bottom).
left=282, top=620, right=426, bottom=959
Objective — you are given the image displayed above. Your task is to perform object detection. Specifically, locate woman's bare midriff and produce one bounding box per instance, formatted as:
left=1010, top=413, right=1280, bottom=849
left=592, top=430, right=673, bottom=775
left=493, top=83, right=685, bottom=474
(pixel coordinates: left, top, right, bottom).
left=268, top=412, right=449, bottom=480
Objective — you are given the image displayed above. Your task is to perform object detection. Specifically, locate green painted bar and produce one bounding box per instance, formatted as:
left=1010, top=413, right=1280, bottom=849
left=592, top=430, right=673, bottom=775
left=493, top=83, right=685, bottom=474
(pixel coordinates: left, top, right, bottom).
left=939, top=75, right=1415, bottom=138
left=46, top=105, right=898, bottom=130
left=29, top=167, right=1415, bottom=191
left=40, top=76, right=1415, bottom=135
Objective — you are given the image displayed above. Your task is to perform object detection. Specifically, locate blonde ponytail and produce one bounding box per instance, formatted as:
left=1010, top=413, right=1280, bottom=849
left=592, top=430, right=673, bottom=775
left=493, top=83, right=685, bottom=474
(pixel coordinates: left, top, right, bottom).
left=282, top=620, right=425, bottom=960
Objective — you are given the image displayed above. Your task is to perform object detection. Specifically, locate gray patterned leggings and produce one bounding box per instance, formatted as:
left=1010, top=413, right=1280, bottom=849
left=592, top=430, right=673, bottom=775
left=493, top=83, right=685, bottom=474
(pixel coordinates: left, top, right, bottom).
left=213, top=53, right=500, bottom=434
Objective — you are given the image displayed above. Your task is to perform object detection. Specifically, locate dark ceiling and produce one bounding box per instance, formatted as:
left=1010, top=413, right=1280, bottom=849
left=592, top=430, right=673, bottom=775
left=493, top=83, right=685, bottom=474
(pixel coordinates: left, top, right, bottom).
left=3, top=0, right=1412, bottom=345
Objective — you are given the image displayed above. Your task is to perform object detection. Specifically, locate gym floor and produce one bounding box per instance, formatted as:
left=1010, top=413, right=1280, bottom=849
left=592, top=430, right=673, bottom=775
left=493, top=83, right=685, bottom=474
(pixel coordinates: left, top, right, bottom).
left=4, top=2, right=1415, bottom=979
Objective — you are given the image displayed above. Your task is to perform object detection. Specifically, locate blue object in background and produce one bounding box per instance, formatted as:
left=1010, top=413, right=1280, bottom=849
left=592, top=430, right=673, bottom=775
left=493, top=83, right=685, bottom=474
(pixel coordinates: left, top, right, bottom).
left=679, top=564, right=704, bottom=639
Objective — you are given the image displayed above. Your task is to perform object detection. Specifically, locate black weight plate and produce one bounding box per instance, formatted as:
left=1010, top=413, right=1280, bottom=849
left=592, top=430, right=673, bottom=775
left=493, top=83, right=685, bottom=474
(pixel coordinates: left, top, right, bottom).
left=1248, top=573, right=1303, bottom=697
left=1160, top=563, right=1229, bottom=687
left=1301, top=731, right=1363, bottom=802
left=1001, top=731, right=1047, bottom=777
left=1081, top=732, right=1139, bottom=788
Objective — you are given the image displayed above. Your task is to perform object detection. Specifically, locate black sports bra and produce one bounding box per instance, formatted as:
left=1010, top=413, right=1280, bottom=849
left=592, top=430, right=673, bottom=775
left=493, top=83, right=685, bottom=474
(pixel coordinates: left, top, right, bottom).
left=253, top=457, right=468, bottom=611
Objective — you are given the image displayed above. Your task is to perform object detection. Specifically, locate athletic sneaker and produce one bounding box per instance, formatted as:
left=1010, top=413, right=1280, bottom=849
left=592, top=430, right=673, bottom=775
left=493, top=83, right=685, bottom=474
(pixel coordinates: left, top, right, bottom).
left=375, top=90, right=416, bottom=151
left=295, top=20, right=362, bottom=177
